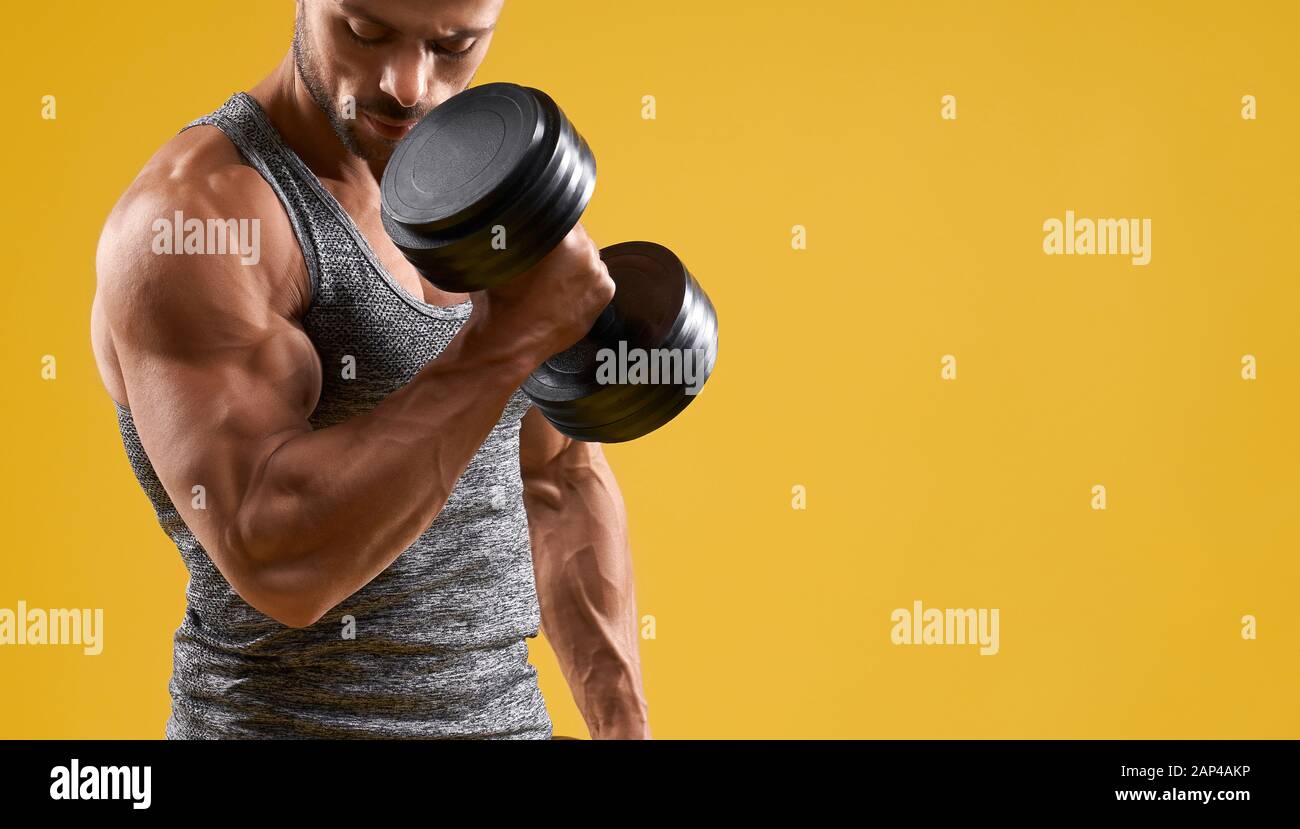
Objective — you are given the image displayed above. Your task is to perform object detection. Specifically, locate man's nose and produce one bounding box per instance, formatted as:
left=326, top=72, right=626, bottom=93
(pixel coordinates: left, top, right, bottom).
left=378, top=43, right=429, bottom=109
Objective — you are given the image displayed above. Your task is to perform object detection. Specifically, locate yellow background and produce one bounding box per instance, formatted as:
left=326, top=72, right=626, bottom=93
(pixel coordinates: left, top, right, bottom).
left=1, top=0, right=1297, bottom=738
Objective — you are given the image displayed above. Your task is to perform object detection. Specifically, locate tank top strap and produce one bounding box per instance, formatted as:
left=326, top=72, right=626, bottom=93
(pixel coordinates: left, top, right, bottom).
left=180, top=92, right=325, bottom=305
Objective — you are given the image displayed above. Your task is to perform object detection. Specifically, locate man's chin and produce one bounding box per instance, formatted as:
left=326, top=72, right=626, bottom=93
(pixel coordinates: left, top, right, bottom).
left=335, top=125, right=397, bottom=163
left=358, top=139, right=399, bottom=162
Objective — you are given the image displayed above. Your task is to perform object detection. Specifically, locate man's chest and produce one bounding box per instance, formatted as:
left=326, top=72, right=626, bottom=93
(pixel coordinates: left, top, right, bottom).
left=321, top=180, right=469, bottom=309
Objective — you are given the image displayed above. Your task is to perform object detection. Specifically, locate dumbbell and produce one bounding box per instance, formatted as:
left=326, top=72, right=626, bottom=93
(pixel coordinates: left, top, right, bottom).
left=379, top=82, right=718, bottom=443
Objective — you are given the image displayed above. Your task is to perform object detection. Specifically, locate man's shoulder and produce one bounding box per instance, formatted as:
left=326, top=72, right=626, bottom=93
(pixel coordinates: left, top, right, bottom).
left=95, top=121, right=308, bottom=325
left=106, top=123, right=285, bottom=237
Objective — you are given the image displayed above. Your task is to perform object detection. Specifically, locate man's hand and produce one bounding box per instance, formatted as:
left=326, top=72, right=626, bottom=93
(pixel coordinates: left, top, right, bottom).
left=468, top=222, right=615, bottom=366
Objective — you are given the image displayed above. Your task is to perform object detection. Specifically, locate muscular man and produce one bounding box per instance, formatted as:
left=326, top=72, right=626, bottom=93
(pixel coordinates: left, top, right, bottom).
left=90, top=0, right=650, bottom=739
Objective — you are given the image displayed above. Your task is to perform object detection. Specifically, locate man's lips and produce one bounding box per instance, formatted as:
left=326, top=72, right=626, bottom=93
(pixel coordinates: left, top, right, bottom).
left=362, top=112, right=418, bottom=140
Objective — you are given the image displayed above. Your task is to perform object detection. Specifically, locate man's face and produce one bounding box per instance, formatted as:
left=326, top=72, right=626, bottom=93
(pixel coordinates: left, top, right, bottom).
left=293, top=0, right=503, bottom=161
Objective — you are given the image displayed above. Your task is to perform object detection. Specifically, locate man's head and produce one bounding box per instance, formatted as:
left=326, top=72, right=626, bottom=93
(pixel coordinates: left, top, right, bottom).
left=292, top=0, right=504, bottom=161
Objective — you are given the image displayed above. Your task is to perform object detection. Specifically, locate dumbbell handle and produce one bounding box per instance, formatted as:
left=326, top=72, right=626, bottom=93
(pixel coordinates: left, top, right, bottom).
left=583, top=301, right=623, bottom=346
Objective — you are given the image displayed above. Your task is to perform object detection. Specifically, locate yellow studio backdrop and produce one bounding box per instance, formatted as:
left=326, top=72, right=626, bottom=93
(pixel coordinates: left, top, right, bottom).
left=1, top=1, right=1297, bottom=739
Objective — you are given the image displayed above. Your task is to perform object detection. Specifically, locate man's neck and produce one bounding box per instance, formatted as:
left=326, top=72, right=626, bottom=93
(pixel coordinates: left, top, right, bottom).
left=246, top=53, right=384, bottom=188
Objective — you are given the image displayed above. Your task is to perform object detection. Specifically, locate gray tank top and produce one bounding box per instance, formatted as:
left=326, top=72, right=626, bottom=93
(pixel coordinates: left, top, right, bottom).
left=114, top=92, right=552, bottom=739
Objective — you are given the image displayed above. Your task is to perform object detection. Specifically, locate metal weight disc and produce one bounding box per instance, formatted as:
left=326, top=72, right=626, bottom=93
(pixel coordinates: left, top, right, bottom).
left=523, top=242, right=719, bottom=442
left=380, top=83, right=597, bottom=292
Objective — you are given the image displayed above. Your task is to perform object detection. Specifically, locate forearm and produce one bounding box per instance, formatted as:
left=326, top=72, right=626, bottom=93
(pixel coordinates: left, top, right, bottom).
left=228, top=322, right=534, bottom=626
left=526, top=452, right=650, bottom=739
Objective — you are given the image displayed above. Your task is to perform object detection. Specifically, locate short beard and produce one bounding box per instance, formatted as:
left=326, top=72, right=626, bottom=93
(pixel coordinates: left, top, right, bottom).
left=292, top=6, right=375, bottom=160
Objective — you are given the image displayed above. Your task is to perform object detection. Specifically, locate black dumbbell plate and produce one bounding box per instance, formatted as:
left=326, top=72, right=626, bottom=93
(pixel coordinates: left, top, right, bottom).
left=523, top=242, right=719, bottom=442
left=380, top=83, right=597, bottom=291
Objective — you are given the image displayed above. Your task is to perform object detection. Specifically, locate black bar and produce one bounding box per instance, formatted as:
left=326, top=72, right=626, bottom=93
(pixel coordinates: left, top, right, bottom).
left=0, top=740, right=1290, bottom=815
